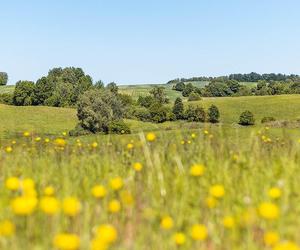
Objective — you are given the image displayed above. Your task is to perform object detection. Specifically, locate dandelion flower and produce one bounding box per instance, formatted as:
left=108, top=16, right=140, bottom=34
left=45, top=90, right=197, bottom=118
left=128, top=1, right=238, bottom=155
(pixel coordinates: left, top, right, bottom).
left=146, top=132, right=156, bottom=142
left=222, top=216, right=235, bottom=229
left=11, top=196, right=37, bottom=216
left=91, top=142, right=98, bottom=148
left=63, top=197, right=81, bottom=217
left=109, top=177, right=123, bottom=191
left=133, top=162, right=143, bottom=172
left=44, top=186, right=55, bottom=196
left=190, top=224, right=208, bottom=241
left=190, top=164, right=205, bottom=177
left=264, top=231, right=279, bottom=246
left=54, top=138, right=67, bottom=147
left=209, top=185, right=225, bottom=198
left=23, top=131, right=30, bottom=137
left=108, top=199, right=121, bottom=213
left=273, top=241, right=300, bottom=250
left=96, top=224, right=118, bottom=244
left=91, top=185, right=107, bottom=199
left=173, top=232, right=186, bottom=245
left=0, top=220, right=15, bottom=237
left=160, top=216, right=174, bottom=230
left=205, top=196, right=218, bottom=208
left=40, top=196, right=60, bottom=215
left=53, top=233, right=80, bottom=250
left=5, top=177, right=20, bottom=191
left=127, top=143, right=134, bottom=149
left=268, top=187, right=282, bottom=199
left=5, top=146, right=13, bottom=153
left=258, top=202, right=279, bottom=220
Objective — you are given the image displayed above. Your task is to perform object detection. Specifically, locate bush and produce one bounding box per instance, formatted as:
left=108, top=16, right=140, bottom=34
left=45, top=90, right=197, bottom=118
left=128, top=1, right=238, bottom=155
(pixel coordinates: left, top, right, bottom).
left=13, top=81, right=35, bottom=106
left=109, top=121, right=131, bottom=134
left=188, top=92, right=201, bottom=101
left=77, top=89, right=124, bottom=133
left=185, top=105, right=206, bottom=122
left=261, top=117, right=276, bottom=123
left=137, top=96, right=155, bottom=108
left=69, top=124, right=92, bottom=136
left=149, top=102, right=169, bottom=123
left=172, top=97, right=184, bottom=120
left=0, top=72, right=8, bottom=86
left=208, top=105, right=220, bottom=123
left=239, top=111, right=255, bottom=126
left=173, top=82, right=185, bottom=91
left=0, top=93, right=13, bottom=105
left=132, top=107, right=151, bottom=122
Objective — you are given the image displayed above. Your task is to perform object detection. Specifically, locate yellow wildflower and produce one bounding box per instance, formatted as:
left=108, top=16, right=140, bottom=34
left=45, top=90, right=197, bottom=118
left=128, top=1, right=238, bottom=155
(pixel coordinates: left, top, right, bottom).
left=53, top=233, right=80, bottom=250
left=11, top=196, right=37, bottom=215
left=40, top=196, right=60, bottom=215
left=264, top=231, right=280, bottom=246
left=268, top=187, right=282, bottom=199
left=5, top=177, right=20, bottom=191
left=63, top=197, right=81, bottom=217
left=0, top=220, right=15, bottom=237
left=189, top=164, right=205, bottom=177
left=173, top=232, right=186, bottom=245
left=190, top=224, right=208, bottom=241
left=109, top=177, right=123, bottom=191
left=133, top=162, right=143, bottom=172
left=258, top=202, right=280, bottom=220
left=210, top=185, right=225, bottom=198
left=146, top=132, right=156, bottom=142
left=160, top=216, right=174, bottom=230
left=108, top=200, right=121, bottom=213
left=91, top=185, right=107, bottom=199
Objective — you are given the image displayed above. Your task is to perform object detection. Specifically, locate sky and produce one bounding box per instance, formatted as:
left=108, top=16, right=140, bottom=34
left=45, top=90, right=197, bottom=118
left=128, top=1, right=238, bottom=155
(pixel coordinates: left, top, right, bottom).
left=1, top=0, right=300, bottom=85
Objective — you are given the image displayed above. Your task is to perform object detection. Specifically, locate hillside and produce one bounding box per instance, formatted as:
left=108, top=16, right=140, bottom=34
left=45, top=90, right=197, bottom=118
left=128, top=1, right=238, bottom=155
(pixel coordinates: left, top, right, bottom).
left=1, top=94, right=300, bottom=140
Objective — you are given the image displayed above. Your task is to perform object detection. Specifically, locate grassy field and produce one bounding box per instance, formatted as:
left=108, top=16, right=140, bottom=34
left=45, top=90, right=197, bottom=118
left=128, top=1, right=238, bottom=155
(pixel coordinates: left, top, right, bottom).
left=0, top=85, right=15, bottom=94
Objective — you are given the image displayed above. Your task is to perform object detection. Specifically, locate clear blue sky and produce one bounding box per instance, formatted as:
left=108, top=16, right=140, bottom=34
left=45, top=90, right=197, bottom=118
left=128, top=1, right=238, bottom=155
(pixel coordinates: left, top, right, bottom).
left=1, top=0, right=300, bottom=85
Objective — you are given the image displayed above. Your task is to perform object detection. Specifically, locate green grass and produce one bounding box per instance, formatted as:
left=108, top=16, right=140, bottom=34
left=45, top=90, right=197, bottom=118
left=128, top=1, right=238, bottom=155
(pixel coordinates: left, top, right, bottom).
left=0, top=104, right=77, bottom=139
left=0, top=85, right=15, bottom=94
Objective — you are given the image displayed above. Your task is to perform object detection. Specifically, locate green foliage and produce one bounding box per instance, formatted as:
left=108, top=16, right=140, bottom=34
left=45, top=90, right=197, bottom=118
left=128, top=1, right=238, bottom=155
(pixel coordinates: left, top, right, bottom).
left=173, top=81, right=185, bottom=91
left=148, top=102, right=169, bottom=123
left=261, top=116, right=276, bottom=123
left=132, top=106, right=151, bottom=122
left=106, top=82, right=118, bottom=94
left=208, top=105, right=220, bottom=123
left=0, top=93, right=13, bottom=105
left=137, top=95, right=155, bottom=108
left=149, top=87, right=169, bottom=104
left=182, top=83, right=195, bottom=97
left=0, top=72, right=8, bottom=86
left=69, top=124, right=92, bottom=136
left=13, top=81, right=35, bottom=106
left=77, top=89, right=124, bottom=133
left=109, top=121, right=131, bottom=134
left=171, top=97, right=183, bottom=120
left=185, top=105, right=206, bottom=122
left=239, top=110, right=255, bottom=126
left=188, top=91, right=201, bottom=101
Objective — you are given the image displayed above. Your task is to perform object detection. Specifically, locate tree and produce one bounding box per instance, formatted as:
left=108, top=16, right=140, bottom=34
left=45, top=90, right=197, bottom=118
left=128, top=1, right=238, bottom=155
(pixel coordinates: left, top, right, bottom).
left=188, top=92, right=201, bottom=101
left=185, top=105, right=206, bottom=122
left=34, top=77, right=53, bottom=105
left=208, top=105, right=220, bottom=123
left=148, top=102, right=169, bottom=123
left=77, top=89, right=124, bottom=133
left=239, top=111, right=255, bottom=126
left=149, top=87, right=169, bottom=104
left=172, top=97, right=184, bottom=120
left=94, top=80, right=104, bottom=89
left=173, top=82, right=185, bottom=91
left=13, top=81, right=35, bottom=106
left=137, top=95, right=155, bottom=108
left=106, top=82, right=118, bottom=94
left=0, top=72, right=8, bottom=86
left=182, top=83, right=194, bottom=97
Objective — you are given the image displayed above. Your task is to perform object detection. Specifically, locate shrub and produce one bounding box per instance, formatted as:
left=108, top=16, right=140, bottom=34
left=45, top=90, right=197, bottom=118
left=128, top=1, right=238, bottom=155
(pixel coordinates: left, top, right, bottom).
left=188, top=92, right=201, bottom=101
left=0, top=72, right=8, bottom=86
left=137, top=96, right=155, bottom=108
left=109, top=121, right=131, bottom=134
left=0, top=93, right=13, bottom=105
left=77, top=89, right=124, bottom=133
left=172, top=97, right=184, bottom=120
left=173, top=82, right=185, bottom=91
left=208, top=105, right=220, bottom=123
left=239, top=111, right=255, bottom=126
left=185, top=105, right=206, bottom=122
left=149, top=102, right=169, bottom=123
left=261, top=117, right=276, bottom=123
left=13, top=81, right=35, bottom=106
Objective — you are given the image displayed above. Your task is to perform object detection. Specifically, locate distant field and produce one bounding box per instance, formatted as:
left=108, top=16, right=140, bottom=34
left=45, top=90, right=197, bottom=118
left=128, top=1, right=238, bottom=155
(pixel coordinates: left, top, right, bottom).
left=1, top=94, right=300, bottom=140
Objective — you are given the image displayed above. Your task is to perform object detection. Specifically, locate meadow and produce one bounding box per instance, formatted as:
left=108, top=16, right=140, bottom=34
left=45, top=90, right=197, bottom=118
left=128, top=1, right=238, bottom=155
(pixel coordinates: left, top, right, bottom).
left=1, top=87, right=300, bottom=250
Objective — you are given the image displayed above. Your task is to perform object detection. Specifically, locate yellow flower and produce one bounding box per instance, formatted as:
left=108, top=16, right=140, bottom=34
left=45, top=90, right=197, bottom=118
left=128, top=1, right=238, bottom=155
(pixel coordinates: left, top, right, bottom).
left=44, top=186, right=55, bottom=196
left=11, top=140, right=16, bottom=145
left=146, top=132, right=156, bottom=142
left=268, top=187, right=282, bottom=199
left=160, top=216, right=174, bottom=230
left=63, top=197, right=81, bottom=217
left=0, top=220, right=15, bottom=237
left=189, top=164, right=205, bottom=177
left=53, top=233, right=80, bottom=250
left=91, top=185, right=107, bottom=199
left=190, top=224, right=208, bottom=241
left=108, top=200, right=121, bottom=213
left=90, top=238, right=109, bottom=250
left=205, top=196, right=218, bottom=208
left=264, top=231, right=280, bottom=246
left=258, top=202, right=280, bottom=220
left=35, top=137, right=41, bottom=142
left=5, top=177, right=20, bottom=191
left=45, top=138, right=50, bottom=143
left=222, top=216, right=235, bottom=229
left=109, top=177, right=123, bottom=191
left=62, top=131, right=67, bottom=136
left=92, top=142, right=98, bottom=148
left=273, top=241, right=300, bottom=250
left=22, top=178, right=35, bottom=191
left=209, top=185, right=225, bottom=198
left=204, top=130, right=209, bottom=135
left=133, top=162, right=143, bottom=172
left=191, top=133, right=196, bottom=138
left=23, top=131, right=30, bottom=137
left=5, top=146, right=13, bottom=153
left=96, top=224, right=118, bottom=244
left=127, top=143, right=134, bottom=149
left=54, top=138, right=67, bottom=147
left=11, top=196, right=38, bottom=215
left=173, top=232, right=186, bottom=245
left=40, top=196, right=60, bottom=215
